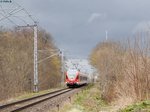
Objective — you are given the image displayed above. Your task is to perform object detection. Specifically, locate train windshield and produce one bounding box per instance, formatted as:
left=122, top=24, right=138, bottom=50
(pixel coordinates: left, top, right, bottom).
left=67, top=70, right=77, bottom=79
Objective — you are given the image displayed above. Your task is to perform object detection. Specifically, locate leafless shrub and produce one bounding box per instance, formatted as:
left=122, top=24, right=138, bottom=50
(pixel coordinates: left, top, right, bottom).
left=123, top=37, right=150, bottom=101
left=90, top=37, right=150, bottom=103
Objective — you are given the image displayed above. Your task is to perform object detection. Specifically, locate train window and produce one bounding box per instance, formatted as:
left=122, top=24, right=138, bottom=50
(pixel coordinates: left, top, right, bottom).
left=67, top=69, right=78, bottom=79
left=68, top=74, right=76, bottom=79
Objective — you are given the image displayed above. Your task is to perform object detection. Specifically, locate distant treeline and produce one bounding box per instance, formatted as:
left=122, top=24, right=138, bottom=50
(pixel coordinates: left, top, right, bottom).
left=0, top=27, right=61, bottom=101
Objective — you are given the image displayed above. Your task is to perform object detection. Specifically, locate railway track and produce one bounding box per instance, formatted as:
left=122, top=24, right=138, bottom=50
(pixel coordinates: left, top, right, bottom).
left=0, top=88, right=74, bottom=112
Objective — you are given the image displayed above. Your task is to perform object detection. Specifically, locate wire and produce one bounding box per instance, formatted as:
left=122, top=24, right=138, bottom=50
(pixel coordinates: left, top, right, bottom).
left=0, top=8, right=23, bottom=21
left=12, top=0, right=36, bottom=23
left=0, top=4, right=19, bottom=26
left=11, top=15, right=28, bottom=25
left=0, top=0, right=37, bottom=26
left=38, top=53, right=59, bottom=64
left=38, top=49, right=60, bottom=53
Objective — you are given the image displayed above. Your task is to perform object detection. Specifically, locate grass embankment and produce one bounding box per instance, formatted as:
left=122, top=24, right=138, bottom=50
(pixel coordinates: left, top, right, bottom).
left=59, top=84, right=107, bottom=112
left=50, top=85, right=149, bottom=112
left=119, top=100, right=150, bottom=112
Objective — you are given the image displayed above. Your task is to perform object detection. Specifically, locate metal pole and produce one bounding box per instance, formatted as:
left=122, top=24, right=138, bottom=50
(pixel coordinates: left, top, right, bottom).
left=105, top=30, right=108, bottom=41
left=61, top=51, right=64, bottom=86
left=34, top=24, right=38, bottom=92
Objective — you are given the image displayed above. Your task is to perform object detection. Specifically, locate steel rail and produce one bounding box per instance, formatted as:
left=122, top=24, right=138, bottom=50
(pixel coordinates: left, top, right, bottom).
left=0, top=88, right=69, bottom=110
left=11, top=89, right=73, bottom=112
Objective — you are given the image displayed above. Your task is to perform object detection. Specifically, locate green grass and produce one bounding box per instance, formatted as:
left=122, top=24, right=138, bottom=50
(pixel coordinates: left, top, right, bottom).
left=57, top=84, right=107, bottom=112
left=119, top=100, right=150, bottom=112
left=70, top=84, right=107, bottom=112
left=50, top=85, right=149, bottom=112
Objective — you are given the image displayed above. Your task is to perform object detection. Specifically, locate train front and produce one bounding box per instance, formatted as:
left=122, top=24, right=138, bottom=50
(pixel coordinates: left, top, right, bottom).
left=65, top=69, right=79, bottom=87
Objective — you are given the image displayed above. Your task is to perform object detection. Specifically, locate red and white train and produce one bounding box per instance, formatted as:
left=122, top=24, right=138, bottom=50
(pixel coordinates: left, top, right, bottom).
left=65, top=69, right=88, bottom=87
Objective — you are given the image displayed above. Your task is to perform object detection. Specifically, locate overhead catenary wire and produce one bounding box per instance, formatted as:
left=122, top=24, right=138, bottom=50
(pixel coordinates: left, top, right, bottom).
left=38, top=53, right=59, bottom=64
left=11, top=15, right=28, bottom=25
left=38, top=49, right=60, bottom=53
left=12, top=0, right=36, bottom=23
left=0, top=7, right=24, bottom=22
left=0, top=0, right=36, bottom=25
left=0, top=4, right=19, bottom=26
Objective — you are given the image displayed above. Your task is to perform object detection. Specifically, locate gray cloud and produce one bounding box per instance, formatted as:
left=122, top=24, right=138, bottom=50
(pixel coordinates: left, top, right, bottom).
left=88, top=13, right=107, bottom=23
left=4, top=0, right=150, bottom=58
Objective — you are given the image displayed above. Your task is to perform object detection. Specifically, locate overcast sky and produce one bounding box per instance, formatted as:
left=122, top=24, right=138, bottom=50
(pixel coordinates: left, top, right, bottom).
left=1, top=0, right=150, bottom=58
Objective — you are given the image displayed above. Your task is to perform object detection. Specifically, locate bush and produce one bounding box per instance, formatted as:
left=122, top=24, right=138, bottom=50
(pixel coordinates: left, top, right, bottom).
left=0, top=28, right=61, bottom=101
left=90, top=38, right=150, bottom=103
